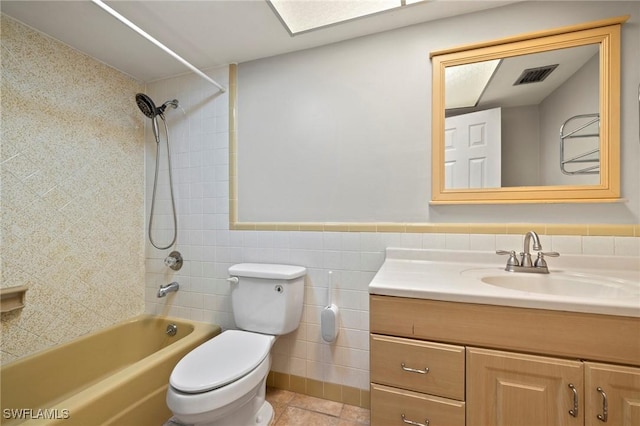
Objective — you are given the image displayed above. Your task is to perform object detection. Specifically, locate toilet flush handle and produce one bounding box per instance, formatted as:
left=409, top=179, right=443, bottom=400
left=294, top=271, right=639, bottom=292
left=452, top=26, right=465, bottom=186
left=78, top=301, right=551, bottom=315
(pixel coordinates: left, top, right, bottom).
left=227, top=277, right=239, bottom=285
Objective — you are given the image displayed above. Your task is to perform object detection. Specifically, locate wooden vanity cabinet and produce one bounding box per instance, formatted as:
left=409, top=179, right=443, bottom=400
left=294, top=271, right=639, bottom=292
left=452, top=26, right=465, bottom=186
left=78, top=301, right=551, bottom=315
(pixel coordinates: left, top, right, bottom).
left=467, top=347, right=584, bottom=425
left=584, top=362, right=640, bottom=426
left=369, top=295, right=640, bottom=426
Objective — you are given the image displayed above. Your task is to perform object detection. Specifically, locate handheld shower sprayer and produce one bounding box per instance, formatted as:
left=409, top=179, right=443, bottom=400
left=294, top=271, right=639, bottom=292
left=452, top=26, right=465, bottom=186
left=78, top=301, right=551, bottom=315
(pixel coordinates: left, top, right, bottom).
left=135, top=93, right=178, bottom=144
left=135, top=93, right=179, bottom=250
left=135, top=93, right=179, bottom=117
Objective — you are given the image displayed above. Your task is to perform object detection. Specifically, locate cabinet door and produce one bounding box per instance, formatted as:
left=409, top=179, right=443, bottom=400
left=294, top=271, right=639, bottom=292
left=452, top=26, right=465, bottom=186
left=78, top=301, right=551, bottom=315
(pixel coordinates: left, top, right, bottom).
left=467, top=347, right=584, bottom=426
left=585, top=362, right=640, bottom=426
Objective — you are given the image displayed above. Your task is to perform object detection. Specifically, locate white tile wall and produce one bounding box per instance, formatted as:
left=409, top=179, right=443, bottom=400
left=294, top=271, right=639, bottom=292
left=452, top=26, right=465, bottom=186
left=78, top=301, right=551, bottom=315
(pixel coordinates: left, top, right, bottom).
left=143, top=66, right=640, bottom=391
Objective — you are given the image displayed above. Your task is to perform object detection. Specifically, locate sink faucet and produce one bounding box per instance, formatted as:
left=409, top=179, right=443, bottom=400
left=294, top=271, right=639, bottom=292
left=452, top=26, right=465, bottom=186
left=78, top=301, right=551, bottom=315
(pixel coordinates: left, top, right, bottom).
left=497, top=231, right=559, bottom=274
left=157, top=281, right=179, bottom=297
left=521, top=230, right=542, bottom=267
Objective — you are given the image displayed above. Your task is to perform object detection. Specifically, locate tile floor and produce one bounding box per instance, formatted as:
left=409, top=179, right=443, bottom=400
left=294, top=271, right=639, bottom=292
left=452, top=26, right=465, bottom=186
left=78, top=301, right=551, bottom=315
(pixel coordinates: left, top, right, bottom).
left=266, top=388, right=370, bottom=426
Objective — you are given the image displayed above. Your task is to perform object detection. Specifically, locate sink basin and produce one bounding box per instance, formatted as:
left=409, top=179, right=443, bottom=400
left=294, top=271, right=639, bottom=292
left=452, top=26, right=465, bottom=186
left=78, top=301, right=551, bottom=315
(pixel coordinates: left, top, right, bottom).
left=462, top=269, right=640, bottom=299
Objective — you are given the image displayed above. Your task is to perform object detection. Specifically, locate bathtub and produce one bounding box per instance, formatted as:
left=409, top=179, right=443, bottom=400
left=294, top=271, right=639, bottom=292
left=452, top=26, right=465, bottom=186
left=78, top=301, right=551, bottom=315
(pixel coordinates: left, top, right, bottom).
left=1, top=315, right=220, bottom=426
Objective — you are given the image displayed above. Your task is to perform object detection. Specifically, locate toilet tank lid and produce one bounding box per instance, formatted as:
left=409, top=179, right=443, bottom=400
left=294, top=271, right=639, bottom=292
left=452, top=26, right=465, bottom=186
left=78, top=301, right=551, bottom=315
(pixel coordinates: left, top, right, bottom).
left=228, top=263, right=306, bottom=280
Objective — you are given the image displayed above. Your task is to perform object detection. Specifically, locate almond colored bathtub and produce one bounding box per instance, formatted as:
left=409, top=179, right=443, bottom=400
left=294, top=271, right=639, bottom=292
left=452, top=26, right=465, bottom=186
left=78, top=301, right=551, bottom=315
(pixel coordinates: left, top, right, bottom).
left=1, top=315, right=220, bottom=426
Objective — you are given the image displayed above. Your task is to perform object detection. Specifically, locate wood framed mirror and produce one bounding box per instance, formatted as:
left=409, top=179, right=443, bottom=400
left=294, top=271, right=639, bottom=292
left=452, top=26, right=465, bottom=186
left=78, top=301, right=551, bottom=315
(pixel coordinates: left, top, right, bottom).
left=430, top=16, right=627, bottom=204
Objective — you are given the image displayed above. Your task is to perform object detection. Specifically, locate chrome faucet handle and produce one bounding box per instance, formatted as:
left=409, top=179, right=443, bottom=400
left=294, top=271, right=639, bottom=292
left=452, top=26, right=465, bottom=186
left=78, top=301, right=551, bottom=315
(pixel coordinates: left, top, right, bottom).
left=164, top=251, right=183, bottom=271
left=497, top=250, right=520, bottom=267
left=534, top=251, right=560, bottom=268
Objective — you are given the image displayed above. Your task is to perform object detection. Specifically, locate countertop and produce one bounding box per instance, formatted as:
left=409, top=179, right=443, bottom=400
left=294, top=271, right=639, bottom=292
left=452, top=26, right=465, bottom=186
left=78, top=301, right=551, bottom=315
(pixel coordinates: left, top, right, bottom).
left=368, top=248, right=640, bottom=317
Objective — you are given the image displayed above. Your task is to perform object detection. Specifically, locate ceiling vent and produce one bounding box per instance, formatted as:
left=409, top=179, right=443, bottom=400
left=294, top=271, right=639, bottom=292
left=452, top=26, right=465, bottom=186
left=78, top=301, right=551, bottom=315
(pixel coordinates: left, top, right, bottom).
left=513, top=64, right=559, bottom=85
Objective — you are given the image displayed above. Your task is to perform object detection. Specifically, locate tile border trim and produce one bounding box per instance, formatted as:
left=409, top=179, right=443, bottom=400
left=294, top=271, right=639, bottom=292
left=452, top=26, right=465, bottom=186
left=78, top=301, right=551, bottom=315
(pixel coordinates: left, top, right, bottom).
left=230, top=221, right=639, bottom=237
left=267, top=371, right=371, bottom=409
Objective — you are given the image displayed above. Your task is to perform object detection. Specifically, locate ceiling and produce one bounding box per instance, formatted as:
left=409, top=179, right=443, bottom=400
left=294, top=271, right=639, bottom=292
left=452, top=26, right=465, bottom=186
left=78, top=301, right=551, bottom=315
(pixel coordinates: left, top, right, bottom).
left=479, top=44, right=599, bottom=108
left=1, top=0, right=518, bottom=83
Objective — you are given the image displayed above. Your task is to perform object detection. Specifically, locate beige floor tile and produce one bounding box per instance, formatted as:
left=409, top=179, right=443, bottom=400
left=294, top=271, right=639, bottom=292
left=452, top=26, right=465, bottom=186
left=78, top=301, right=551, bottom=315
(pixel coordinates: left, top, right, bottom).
left=266, top=388, right=370, bottom=426
left=339, top=405, right=370, bottom=424
left=288, top=394, right=344, bottom=417
left=275, top=406, right=340, bottom=426
left=270, top=401, right=288, bottom=425
left=267, top=387, right=297, bottom=404
left=337, top=420, right=366, bottom=426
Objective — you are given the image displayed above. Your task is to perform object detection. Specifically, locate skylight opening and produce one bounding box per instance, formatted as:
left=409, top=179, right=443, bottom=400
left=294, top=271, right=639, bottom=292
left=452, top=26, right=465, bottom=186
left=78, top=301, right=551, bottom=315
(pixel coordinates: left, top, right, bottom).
left=269, top=0, right=429, bottom=35
left=445, top=59, right=501, bottom=110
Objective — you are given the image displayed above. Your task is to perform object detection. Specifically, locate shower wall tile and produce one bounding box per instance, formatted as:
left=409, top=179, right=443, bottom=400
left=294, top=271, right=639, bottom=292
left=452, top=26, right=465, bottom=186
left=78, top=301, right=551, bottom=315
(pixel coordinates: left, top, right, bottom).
left=1, top=15, right=145, bottom=364
left=143, top=67, right=640, bottom=392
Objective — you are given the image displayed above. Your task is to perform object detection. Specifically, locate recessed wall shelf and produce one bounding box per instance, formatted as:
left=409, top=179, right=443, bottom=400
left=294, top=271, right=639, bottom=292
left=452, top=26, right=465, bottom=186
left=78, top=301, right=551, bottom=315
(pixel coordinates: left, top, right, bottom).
left=1, top=286, right=28, bottom=313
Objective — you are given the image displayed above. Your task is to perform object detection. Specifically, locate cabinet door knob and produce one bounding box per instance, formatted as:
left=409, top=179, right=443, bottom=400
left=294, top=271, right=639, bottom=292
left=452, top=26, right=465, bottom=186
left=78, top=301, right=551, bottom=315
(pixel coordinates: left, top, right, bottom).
left=400, top=363, right=429, bottom=374
left=568, top=383, right=579, bottom=417
left=401, top=414, right=429, bottom=426
left=596, top=387, right=608, bottom=422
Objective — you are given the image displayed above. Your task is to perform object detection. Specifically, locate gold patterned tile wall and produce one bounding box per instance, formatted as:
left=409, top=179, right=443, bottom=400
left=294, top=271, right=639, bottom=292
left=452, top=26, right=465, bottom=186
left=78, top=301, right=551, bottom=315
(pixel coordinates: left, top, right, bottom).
left=0, top=15, right=145, bottom=364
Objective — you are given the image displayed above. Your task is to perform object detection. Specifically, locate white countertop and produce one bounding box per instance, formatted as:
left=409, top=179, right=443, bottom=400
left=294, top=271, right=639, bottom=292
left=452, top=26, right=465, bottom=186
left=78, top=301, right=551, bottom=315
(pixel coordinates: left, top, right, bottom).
left=368, top=248, right=640, bottom=317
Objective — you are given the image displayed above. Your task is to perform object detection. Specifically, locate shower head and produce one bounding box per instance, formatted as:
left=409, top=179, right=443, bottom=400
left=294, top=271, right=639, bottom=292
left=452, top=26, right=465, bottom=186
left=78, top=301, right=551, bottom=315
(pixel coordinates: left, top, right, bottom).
left=136, top=93, right=163, bottom=144
left=136, top=93, right=179, bottom=118
left=136, top=93, right=158, bottom=118
left=136, top=93, right=180, bottom=144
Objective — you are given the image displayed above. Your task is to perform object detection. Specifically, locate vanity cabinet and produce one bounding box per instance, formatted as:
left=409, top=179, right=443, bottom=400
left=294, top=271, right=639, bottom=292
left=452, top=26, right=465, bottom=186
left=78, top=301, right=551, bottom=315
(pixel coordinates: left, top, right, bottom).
left=369, top=295, right=640, bottom=426
left=584, top=362, right=640, bottom=426
left=467, top=347, right=584, bottom=425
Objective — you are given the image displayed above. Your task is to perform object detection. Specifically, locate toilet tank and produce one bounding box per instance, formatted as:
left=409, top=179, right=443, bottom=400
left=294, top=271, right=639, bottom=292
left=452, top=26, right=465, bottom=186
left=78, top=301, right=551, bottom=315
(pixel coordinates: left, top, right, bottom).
left=228, top=263, right=306, bottom=335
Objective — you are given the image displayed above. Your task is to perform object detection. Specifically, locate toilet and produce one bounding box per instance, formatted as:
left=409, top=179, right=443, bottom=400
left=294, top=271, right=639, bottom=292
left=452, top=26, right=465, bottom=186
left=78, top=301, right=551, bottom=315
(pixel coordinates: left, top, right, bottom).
left=166, top=263, right=306, bottom=426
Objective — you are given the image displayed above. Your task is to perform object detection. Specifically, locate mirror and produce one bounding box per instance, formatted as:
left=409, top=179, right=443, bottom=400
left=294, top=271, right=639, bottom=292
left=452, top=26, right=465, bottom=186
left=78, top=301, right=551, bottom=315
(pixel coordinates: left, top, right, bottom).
left=430, top=16, right=627, bottom=204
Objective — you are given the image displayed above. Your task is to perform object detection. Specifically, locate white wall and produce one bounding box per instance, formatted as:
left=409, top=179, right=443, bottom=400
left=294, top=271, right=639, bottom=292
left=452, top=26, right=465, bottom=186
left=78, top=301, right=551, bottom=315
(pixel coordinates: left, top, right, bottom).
left=237, top=1, right=640, bottom=224
left=237, top=35, right=429, bottom=223
left=501, top=105, right=541, bottom=187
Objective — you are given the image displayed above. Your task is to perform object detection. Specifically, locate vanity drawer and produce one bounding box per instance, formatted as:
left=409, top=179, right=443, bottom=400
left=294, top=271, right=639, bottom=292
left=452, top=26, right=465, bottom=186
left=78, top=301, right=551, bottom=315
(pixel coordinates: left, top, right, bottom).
left=370, top=334, right=465, bottom=400
left=371, top=383, right=465, bottom=426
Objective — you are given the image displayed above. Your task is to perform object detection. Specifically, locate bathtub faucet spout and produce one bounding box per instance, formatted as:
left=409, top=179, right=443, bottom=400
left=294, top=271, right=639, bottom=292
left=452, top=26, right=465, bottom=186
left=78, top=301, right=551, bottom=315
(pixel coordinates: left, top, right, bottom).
left=157, top=282, right=179, bottom=297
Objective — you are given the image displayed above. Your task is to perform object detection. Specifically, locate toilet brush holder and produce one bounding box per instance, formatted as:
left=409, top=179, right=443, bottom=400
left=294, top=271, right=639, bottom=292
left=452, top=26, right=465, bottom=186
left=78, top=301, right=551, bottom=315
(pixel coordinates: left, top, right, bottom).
left=321, top=304, right=339, bottom=343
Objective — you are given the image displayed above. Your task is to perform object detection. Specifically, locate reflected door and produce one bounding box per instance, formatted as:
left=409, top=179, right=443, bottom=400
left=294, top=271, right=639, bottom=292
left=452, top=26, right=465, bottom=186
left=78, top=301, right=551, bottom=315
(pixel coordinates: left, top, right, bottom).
left=444, top=107, right=501, bottom=189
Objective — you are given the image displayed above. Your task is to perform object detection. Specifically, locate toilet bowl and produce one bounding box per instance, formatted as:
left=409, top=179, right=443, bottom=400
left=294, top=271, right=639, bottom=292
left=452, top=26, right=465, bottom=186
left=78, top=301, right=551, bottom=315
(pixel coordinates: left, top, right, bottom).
left=167, top=330, right=275, bottom=426
left=166, top=263, right=306, bottom=426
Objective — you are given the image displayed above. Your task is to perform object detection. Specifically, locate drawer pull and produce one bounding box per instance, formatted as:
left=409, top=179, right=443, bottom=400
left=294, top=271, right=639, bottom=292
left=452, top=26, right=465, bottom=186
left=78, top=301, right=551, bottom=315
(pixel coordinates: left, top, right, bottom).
left=596, top=387, right=608, bottom=422
left=401, top=362, right=429, bottom=375
left=568, top=383, right=579, bottom=417
left=401, top=413, right=429, bottom=426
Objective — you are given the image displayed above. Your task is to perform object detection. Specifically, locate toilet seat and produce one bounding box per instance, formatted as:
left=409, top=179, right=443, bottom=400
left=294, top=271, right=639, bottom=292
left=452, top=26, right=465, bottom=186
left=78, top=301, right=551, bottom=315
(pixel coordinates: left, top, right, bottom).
left=170, top=330, right=273, bottom=393
left=167, top=351, right=272, bottom=424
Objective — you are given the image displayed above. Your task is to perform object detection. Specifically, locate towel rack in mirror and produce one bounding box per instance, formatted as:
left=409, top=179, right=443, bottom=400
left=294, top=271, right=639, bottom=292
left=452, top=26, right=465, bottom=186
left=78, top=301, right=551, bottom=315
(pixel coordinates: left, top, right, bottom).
left=560, top=113, right=600, bottom=175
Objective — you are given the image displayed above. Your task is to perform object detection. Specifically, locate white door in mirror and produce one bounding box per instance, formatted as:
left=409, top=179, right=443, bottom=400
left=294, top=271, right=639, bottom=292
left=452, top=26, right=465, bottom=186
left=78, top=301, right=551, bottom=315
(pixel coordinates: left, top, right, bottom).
left=444, top=107, right=501, bottom=189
